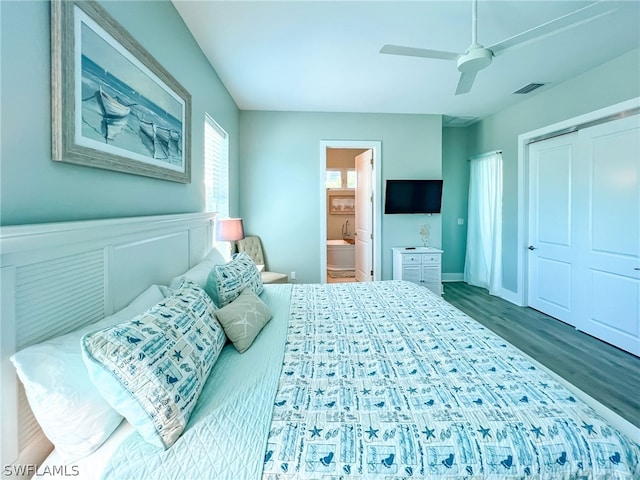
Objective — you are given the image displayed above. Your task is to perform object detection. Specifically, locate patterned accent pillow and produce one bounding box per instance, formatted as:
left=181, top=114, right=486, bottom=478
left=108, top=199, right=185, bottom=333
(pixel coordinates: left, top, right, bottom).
left=81, top=279, right=226, bottom=449
left=215, top=288, right=273, bottom=353
left=205, top=251, right=264, bottom=307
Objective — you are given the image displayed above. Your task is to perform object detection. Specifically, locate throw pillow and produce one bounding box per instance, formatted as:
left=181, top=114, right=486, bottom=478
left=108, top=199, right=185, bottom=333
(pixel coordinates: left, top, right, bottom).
left=81, top=279, right=226, bottom=449
left=205, top=251, right=263, bottom=307
left=215, top=288, right=273, bottom=353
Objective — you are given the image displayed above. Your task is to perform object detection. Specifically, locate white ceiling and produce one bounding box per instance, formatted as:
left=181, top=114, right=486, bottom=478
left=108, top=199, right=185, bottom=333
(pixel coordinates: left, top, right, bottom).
left=173, top=1, right=640, bottom=122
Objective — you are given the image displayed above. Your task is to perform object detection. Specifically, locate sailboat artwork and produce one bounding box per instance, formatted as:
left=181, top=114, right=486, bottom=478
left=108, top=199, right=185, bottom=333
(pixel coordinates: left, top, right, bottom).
left=76, top=8, right=187, bottom=172
left=81, top=54, right=184, bottom=166
left=95, top=86, right=130, bottom=141
left=138, top=119, right=182, bottom=160
left=53, top=0, right=191, bottom=182
left=97, top=85, right=130, bottom=119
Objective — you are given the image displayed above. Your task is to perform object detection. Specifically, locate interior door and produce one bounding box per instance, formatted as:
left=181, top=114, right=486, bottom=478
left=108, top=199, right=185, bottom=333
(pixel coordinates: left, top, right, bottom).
left=354, top=149, right=373, bottom=282
left=527, top=113, right=640, bottom=356
left=527, top=133, right=579, bottom=326
left=577, top=115, right=640, bottom=355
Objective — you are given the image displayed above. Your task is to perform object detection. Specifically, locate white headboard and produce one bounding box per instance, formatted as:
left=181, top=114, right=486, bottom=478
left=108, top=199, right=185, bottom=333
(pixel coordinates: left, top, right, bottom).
left=0, top=212, right=215, bottom=472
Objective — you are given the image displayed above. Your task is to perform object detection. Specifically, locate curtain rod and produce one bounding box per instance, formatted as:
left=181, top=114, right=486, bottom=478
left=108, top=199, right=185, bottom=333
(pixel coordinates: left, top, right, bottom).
left=468, top=150, right=502, bottom=161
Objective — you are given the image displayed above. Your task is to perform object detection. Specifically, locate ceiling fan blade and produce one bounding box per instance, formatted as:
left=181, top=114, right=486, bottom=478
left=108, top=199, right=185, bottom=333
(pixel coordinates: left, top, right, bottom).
left=380, top=44, right=459, bottom=61
left=489, top=1, right=616, bottom=56
left=455, top=70, right=477, bottom=95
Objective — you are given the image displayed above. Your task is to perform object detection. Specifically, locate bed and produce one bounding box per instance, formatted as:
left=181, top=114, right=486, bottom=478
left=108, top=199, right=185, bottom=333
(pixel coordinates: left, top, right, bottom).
left=1, top=213, right=638, bottom=480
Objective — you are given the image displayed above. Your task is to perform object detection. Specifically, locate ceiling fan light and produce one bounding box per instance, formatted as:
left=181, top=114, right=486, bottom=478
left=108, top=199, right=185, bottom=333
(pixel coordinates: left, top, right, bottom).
left=457, top=47, right=493, bottom=73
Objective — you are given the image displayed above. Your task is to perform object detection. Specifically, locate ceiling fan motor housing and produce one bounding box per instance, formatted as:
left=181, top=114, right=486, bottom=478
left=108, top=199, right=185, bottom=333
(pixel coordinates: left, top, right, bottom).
left=457, top=46, right=493, bottom=73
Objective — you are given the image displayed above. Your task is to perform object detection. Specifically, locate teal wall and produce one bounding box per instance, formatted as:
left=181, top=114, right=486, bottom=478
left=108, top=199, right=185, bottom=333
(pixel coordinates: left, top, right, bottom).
left=441, top=127, right=470, bottom=279
left=467, top=49, right=640, bottom=294
left=0, top=0, right=239, bottom=225
left=2, top=0, right=637, bottom=293
left=238, top=112, right=442, bottom=283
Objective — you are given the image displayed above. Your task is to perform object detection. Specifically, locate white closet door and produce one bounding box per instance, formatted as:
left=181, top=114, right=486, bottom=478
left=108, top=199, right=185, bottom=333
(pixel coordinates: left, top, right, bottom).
left=577, top=115, right=640, bottom=355
left=528, top=133, right=579, bottom=326
left=527, top=113, right=640, bottom=356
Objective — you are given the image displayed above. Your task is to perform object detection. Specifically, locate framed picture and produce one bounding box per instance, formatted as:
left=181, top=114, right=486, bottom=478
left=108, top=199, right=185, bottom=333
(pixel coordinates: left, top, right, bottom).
left=329, top=195, right=355, bottom=214
left=51, top=0, right=191, bottom=183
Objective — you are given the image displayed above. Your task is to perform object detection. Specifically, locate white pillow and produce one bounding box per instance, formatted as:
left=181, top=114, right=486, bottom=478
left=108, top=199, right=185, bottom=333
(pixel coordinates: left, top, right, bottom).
left=10, top=285, right=167, bottom=464
left=82, top=279, right=226, bottom=448
left=169, top=247, right=227, bottom=290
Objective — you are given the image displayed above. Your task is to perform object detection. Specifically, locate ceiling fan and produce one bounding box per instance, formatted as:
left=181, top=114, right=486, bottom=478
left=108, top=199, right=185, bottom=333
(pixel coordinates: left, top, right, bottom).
left=380, top=0, right=615, bottom=95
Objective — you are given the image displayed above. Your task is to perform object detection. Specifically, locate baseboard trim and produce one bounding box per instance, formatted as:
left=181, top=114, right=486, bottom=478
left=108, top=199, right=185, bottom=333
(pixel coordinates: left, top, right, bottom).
left=501, top=288, right=523, bottom=306
left=441, top=276, right=524, bottom=307
left=442, top=273, right=464, bottom=282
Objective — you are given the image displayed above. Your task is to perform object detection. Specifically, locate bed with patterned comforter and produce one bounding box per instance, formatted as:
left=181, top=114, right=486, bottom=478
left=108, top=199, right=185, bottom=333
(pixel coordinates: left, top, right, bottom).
left=90, top=281, right=639, bottom=479
left=264, top=281, right=639, bottom=479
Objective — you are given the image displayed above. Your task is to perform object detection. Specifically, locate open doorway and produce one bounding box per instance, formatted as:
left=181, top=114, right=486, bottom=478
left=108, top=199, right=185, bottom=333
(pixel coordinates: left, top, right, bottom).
left=319, top=141, right=382, bottom=284
left=325, top=148, right=362, bottom=283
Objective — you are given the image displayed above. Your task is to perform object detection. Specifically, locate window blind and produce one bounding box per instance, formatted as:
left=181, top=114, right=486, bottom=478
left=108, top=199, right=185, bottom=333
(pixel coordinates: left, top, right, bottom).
left=204, top=114, right=229, bottom=217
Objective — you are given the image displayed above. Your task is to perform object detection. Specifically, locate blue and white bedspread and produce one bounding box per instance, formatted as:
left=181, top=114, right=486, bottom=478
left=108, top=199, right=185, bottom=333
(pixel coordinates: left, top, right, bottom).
left=263, top=281, right=640, bottom=479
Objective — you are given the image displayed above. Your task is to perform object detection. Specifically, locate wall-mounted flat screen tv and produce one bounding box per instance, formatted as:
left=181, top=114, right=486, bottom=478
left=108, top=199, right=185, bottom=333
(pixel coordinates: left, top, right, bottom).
left=384, top=179, right=443, bottom=214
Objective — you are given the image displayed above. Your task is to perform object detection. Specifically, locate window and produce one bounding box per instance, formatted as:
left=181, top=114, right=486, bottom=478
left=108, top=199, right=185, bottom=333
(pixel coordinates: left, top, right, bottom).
left=204, top=114, right=229, bottom=217
left=326, top=168, right=356, bottom=189
left=204, top=115, right=230, bottom=254
left=326, top=170, right=342, bottom=189
left=346, top=170, right=357, bottom=189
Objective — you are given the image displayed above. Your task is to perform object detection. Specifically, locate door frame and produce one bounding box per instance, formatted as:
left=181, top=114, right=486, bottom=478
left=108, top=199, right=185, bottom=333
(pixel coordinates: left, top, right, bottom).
left=319, top=140, right=382, bottom=283
left=515, top=97, right=639, bottom=307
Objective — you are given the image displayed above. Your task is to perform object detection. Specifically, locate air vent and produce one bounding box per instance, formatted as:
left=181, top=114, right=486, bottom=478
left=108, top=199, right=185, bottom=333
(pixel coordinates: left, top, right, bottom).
left=513, top=83, right=546, bottom=94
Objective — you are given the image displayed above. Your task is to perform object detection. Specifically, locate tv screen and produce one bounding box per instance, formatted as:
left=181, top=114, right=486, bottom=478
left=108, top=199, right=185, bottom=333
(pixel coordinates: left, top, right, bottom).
left=384, top=179, right=443, bottom=214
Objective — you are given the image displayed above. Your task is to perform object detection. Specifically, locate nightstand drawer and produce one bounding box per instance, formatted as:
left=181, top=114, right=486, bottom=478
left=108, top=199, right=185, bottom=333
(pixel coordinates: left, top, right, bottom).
left=421, top=255, right=440, bottom=264
left=402, top=255, right=422, bottom=264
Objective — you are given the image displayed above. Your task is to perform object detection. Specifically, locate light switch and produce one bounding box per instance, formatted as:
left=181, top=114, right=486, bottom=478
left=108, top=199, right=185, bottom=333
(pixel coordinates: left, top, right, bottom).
left=457, top=218, right=465, bottom=225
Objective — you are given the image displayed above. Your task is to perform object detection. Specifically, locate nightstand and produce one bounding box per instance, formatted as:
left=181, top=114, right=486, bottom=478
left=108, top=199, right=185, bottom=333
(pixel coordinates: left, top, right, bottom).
left=391, top=247, right=443, bottom=295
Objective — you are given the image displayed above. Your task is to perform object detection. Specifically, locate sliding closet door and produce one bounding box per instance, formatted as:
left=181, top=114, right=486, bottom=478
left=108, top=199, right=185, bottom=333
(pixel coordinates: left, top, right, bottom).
left=528, top=113, right=640, bottom=356
left=528, top=133, right=579, bottom=327
left=577, top=115, right=640, bottom=356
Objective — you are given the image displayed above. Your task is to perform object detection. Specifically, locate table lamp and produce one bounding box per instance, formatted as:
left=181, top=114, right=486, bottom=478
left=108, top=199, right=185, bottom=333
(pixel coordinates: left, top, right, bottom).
left=215, top=218, right=244, bottom=259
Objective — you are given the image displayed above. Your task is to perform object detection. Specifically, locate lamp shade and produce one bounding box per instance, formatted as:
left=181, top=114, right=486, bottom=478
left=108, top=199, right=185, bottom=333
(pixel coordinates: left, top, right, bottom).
left=216, top=218, right=244, bottom=242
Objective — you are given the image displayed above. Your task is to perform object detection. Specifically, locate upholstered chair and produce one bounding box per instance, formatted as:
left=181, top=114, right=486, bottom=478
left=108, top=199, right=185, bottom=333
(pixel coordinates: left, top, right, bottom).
left=236, top=236, right=288, bottom=284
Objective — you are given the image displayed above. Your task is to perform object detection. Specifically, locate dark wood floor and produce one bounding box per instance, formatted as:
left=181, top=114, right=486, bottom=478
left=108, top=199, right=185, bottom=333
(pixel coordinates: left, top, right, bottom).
left=443, top=282, right=640, bottom=427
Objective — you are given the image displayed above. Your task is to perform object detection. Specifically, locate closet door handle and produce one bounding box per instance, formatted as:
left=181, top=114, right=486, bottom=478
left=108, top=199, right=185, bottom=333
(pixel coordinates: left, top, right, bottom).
left=528, top=245, right=537, bottom=251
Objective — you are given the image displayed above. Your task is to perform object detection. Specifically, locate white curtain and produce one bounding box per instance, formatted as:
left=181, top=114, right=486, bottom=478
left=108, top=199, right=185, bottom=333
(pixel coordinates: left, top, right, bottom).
left=464, top=151, right=503, bottom=296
